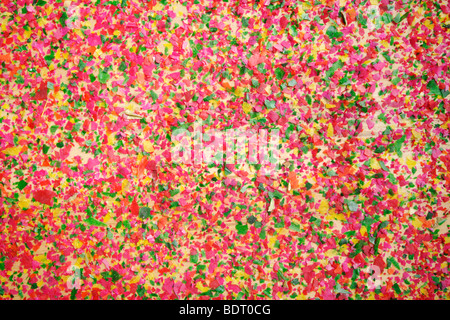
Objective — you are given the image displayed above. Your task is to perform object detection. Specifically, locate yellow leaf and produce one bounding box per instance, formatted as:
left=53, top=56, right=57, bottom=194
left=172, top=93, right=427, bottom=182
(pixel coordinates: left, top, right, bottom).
left=35, top=255, right=50, bottom=264
left=420, top=287, right=429, bottom=297
left=360, top=226, right=367, bottom=237
left=319, top=199, right=329, bottom=214
left=371, top=158, right=381, bottom=170
left=195, top=282, right=210, bottom=293
left=411, top=129, right=421, bottom=140
left=74, top=28, right=84, bottom=38
left=157, top=41, right=173, bottom=55
left=234, top=270, right=250, bottom=279
left=242, top=102, right=252, bottom=114
left=411, top=217, right=422, bottom=229
left=268, top=235, right=277, bottom=248
left=18, top=194, right=31, bottom=209
left=143, top=140, right=154, bottom=153
left=94, top=48, right=103, bottom=58
left=103, top=212, right=111, bottom=224
left=2, top=146, right=22, bottom=156
left=121, top=179, right=129, bottom=193
left=424, top=19, right=433, bottom=30
left=108, top=133, right=116, bottom=145
left=406, top=157, right=416, bottom=170
left=327, top=123, right=334, bottom=137
left=45, top=6, right=53, bottom=15
left=52, top=207, right=63, bottom=218
left=73, top=239, right=83, bottom=249
left=324, top=249, right=338, bottom=258
left=130, top=276, right=140, bottom=284
left=234, top=87, right=244, bottom=97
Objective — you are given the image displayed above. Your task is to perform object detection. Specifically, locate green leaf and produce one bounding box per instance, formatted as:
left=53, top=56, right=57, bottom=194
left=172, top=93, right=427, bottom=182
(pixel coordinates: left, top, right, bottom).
left=17, top=180, right=28, bottom=191
left=357, top=13, right=368, bottom=28
left=361, top=216, right=374, bottom=229
left=381, top=52, right=394, bottom=63
left=269, top=190, right=283, bottom=199
left=387, top=173, right=397, bottom=184
left=393, top=135, right=406, bottom=157
left=139, top=207, right=151, bottom=219
left=381, top=12, right=393, bottom=24
left=374, top=145, right=386, bottom=153
left=379, top=161, right=389, bottom=172
left=326, top=59, right=343, bottom=78
left=78, top=60, right=86, bottom=71
left=338, top=75, right=351, bottom=86
left=84, top=217, right=107, bottom=227
left=347, top=200, right=358, bottom=212
left=236, top=223, right=248, bottom=235
left=274, top=220, right=284, bottom=228
left=98, top=71, right=110, bottom=84
left=264, top=100, right=276, bottom=109
left=393, top=283, right=401, bottom=295
left=275, top=67, right=285, bottom=80
left=427, top=79, right=441, bottom=96
left=259, top=228, right=266, bottom=240
left=49, top=125, right=58, bottom=135
left=392, top=77, right=401, bottom=85
left=388, top=256, right=400, bottom=270
left=44, top=51, right=55, bottom=64
left=43, top=144, right=50, bottom=154
left=70, top=288, right=77, bottom=300
left=59, top=12, right=68, bottom=27
left=247, top=216, right=256, bottom=224
left=150, top=90, right=158, bottom=103
left=118, top=61, right=127, bottom=72
left=215, top=285, right=225, bottom=293
left=399, top=12, right=409, bottom=23
left=102, top=269, right=122, bottom=283
left=377, top=221, right=389, bottom=230
left=169, top=201, right=179, bottom=208
left=190, top=253, right=199, bottom=264
left=326, top=25, right=343, bottom=39
left=289, top=223, right=301, bottom=232
left=335, top=283, right=351, bottom=294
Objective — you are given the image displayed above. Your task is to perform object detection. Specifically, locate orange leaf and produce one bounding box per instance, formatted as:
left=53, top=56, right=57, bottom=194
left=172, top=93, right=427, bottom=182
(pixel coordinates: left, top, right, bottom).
left=289, top=171, right=299, bottom=189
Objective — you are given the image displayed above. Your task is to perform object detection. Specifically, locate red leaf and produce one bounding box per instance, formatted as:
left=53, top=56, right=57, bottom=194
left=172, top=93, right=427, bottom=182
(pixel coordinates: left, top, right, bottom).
left=280, top=16, right=288, bottom=29
left=34, top=82, right=48, bottom=100
left=33, top=190, right=56, bottom=206
left=130, top=197, right=139, bottom=216
left=268, top=110, right=279, bottom=123
left=374, top=256, right=386, bottom=274
left=209, top=279, right=220, bottom=289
